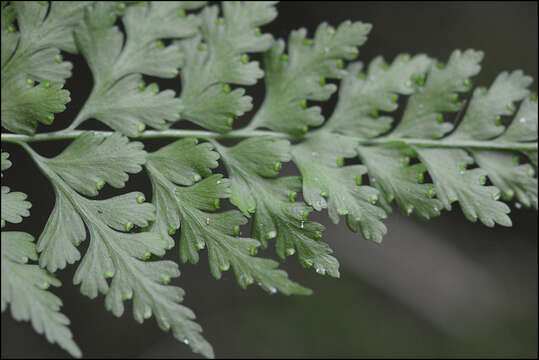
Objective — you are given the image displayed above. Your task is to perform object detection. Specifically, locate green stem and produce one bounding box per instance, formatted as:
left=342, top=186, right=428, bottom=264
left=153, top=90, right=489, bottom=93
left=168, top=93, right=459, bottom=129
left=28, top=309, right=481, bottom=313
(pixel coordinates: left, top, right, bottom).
left=2, top=129, right=537, bottom=151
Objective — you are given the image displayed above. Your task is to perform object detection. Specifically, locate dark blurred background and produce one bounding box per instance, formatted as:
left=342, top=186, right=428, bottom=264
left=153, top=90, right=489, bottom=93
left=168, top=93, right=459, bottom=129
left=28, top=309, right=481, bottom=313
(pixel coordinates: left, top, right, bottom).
left=1, top=1, right=538, bottom=358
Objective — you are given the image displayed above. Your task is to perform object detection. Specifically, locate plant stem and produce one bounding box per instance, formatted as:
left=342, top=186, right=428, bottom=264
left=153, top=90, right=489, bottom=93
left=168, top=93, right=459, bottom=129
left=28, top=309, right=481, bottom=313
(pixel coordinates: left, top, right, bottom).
left=1, top=129, right=537, bottom=151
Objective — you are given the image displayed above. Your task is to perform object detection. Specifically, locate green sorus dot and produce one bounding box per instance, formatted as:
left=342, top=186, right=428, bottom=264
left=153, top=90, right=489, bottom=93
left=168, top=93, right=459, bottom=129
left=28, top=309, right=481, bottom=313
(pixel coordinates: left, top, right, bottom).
left=244, top=276, right=254, bottom=286
left=161, top=276, right=171, bottom=285
left=280, top=54, right=289, bottom=62
left=492, top=191, right=501, bottom=201
left=143, top=309, right=152, bottom=319
left=385, top=193, right=394, bottom=203
left=436, top=114, right=444, bottom=123
left=462, top=79, right=471, bottom=88
left=195, top=241, right=205, bottom=250
left=530, top=92, right=538, bottom=101
left=178, top=9, right=186, bottom=17
left=168, top=227, right=177, bottom=236
left=459, top=162, right=467, bottom=170
left=273, top=162, right=281, bottom=172
left=391, top=94, right=398, bottom=104
left=219, top=262, right=230, bottom=271
left=122, top=291, right=133, bottom=301
left=426, top=186, right=436, bottom=199
left=151, top=83, right=159, bottom=94
left=414, top=73, right=425, bottom=86
left=138, top=81, right=145, bottom=90
left=26, top=78, right=34, bottom=86
left=314, top=231, right=322, bottom=240
left=46, top=114, right=54, bottom=124
left=302, top=38, right=313, bottom=46
left=436, top=61, right=445, bottom=69
left=171, top=68, right=179, bottom=76
left=449, top=196, right=458, bottom=204
left=247, top=205, right=256, bottom=213
left=21, top=256, right=28, bottom=263
left=43, top=80, right=50, bottom=88
left=193, top=173, right=202, bottom=182
left=213, top=198, right=220, bottom=210
left=137, top=123, right=146, bottom=132
left=355, top=175, right=362, bottom=185
left=249, top=246, right=258, bottom=256
left=502, top=190, right=514, bottom=201
left=417, top=172, right=424, bottom=183
left=96, top=180, right=105, bottom=190
left=197, top=44, right=206, bottom=51
left=369, top=109, right=379, bottom=118
left=404, top=80, right=412, bottom=88
left=136, top=195, right=145, bottom=204
left=285, top=248, right=296, bottom=256
left=319, top=76, right=326, bottom=86
left=233, top=225, right=240, bottom=236
left=336, top=157, right=344, bottom=167
left=357, top=72, right=366, bottom=80
left=289, top=191, right=297, bottom=202
left=104, top=271, right=114, bottom=279
left=369, top=195, right=378, bottom=204
left=299, top=99, right=307, bottom=109
left=226, top=117, right=234, bottom=127
left=303, top=259, right=313, bottom=268
left=320, top=190, right=328, bottom=197
left=216, top=17, right=223, bottom=25
left=402, top=156, right=410, bottom=166
left=400, top=54, right=410, bottom=62
left=494, top=116, right=501, bottom=126
left=141, top=251, right=151, bottom=261
left=301, top=125, right=308, bottom=134
left=336, top=59, right=344, bottom=69
left=326, top=26, right=335, bottom=35
left=205, top=217, right=210, bottom=225
left=527, top=168, right=535, bottom=177
left=480, top=87, right=488, bottom=95
left=380, top=60, right=388, bottom=70
left=405, top=204, right=414, bottom=215
left=450, top=94, right=459, bottom=103
left=478, top=175, right=488, bottom=185
left=1, top=219, right=5, bottom=228
left=156, top=40, right=164, bottom=49
left=506, top=103, right=515, bottom=112
left=301, top=210, right=309, bottom=220
left=41, top=281, right=50, bottom=289
left=337, top=208, right=349, bottom=215
left=125, top=222, right=134, bottom=232
left=240, top=54, right=249, bottom=64
left=265, top=230, right=277, bottom=239
left=222, top=83, right=231, bottom=94
left=254, top=27, right=261, bottom=37
left=7, top=24, right=15, bottom=33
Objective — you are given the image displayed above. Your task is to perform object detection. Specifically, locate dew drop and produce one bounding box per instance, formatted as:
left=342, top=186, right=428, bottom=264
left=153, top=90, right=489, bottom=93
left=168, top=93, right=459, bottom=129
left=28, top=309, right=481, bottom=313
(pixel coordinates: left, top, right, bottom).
left=300, top=221, right=304, bottom=229
left=311, top=151, right=319, bottom=157
left=520, top=117, right=526, bottom=123
left=315, top=267, right=326, bottom=275
left=286, top=248, right=296, bottom=256
left=268, top=286, right=277, bottom=295
left=515, top=202, right=522, bottom=209
left=161, top=276, right=171, bottom=285
left=459, top=170, right=465, bottom=175
left=418, top=104, right=424, bottom=109
left=183, top=338, right=190, bottom=345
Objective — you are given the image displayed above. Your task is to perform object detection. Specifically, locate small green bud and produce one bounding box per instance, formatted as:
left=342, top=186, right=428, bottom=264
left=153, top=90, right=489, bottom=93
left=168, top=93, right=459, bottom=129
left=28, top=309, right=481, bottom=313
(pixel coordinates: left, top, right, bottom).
left=405, top=204, right=414, bottom=215
left=319, top=76, right=326, bottom=86
left=141, top=251, right=151, bottom=261
left=43, top=81, right=50, bottom=88
left=417, top=172, right=424, bottom=183
left=506, top=103, right=515, bottom=112
left=125, top=222, right=134, bottom=232
left=233, top=225, right=240, bottom=236
left=370, top=109, right=379, bottom=118
left=213, top=198, right=220, bottom=210
left=161, top=276, right=171, bottom=285
left=46, top=114, right=54, bottom=124
left=137, top=124, right=146, bottom=132
left=138, top=81, right=145, bottom=90
left=241, top=54, right=249, bottom=64
left=480, top=87, right=488, bottom=95
left=26, top=78, right=34, bottom=86
left=449, top=196, right=458, bottom=204
left=193, top=174, right=202, bottom=182
left=41, top=281, right=50, bottom=289
left=136, top=195, right=145, bottom=203
left=247, top=205, right=256, bottom=213
left=219, top=263, right=230, bottom=271
left=462, top=79, right=471, bottom=88
left=355, top=175, right=362, bottom=185
left=326, top=26, right=335, bottom=35
left=301, top=210, right=309, bottom=220
left=178, top=9, right=186, bottom=18
left=494, top=116, right=501, bottom=126
left=528, top=168, right=535, bottom=177
left=337, top=208, right=349, bottom=215
left=289, top=192, right=297, bottom=202
left=436, top=61, right=445, bottom=69
left=249, top=246, right=258, bottom=256
left=512, top=155, right=520, bottom=165
left=96, top=180, right=105, bottom=190
left=479, top=175, right=487, bottom=185
left=273, top=162, right=281, bottom=172
left=414, top=73, right=425, bottom=86
left=280, top=54, right=289, bottom=62
left=336, top=157, right=344, bottom=167
left=369, top=195, right=378, bottom=204
left=122, top=291, right=133, bottom=301
left=171, top=69, right=179, bottom=76
left=357, top=72, right=366, bottom=80
left=400, top=54, right=410, bottom=62
left=436, top=114, right=444, bottom=123
left=385, top=194, right=394, bottom=203
left=104, top=271, right=114, bottom=279
left=226, top=117, right=234, bottom=127
left=285, top=248, right=296, bottom=256
left=197, top=44, right=206, bottom=51
left=380, top=61, right=388, bottom=70
left=426, top=186, right=436, bottom=199
left=402, top=156, right=410, bottom=166
left=216, top=17, right=223, bottom=25
left=143, top=309, right=152, bottom=319
left=254, top=28, right=261, bottom=37
left=404, top=80, right=412, bottom=88
left=299, top=99, right=307, bottom=109
left=530, top=92, right=538, bottom=101
left=492, top=191, right=501, bottom=201
left=156, top=40, right=164, bottom=49
left=195, top=241, right=205, bottom=250
left=301, top=125, right=308, bottom=134
left=266, top=230, right=277, bottom=239
left=314, top=231, right=322, bottom=240
left=459, top=162, right=467, bottom=170
left=168, top=227, right=177, bottom=236
left=222, top=83, right=231, bottom=94
left=336, top=59, right=344, bottom=69
left=502, top=190, right=514, bottom=201
left=391, top=94, right=398, bottom=104
left=320, top=190, right=328, bottom=197
left=302, top=39, right=312, bottom=46
left=151, top=83, right=159, bottom=94
left=451, top=94, right=459, bottom=103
